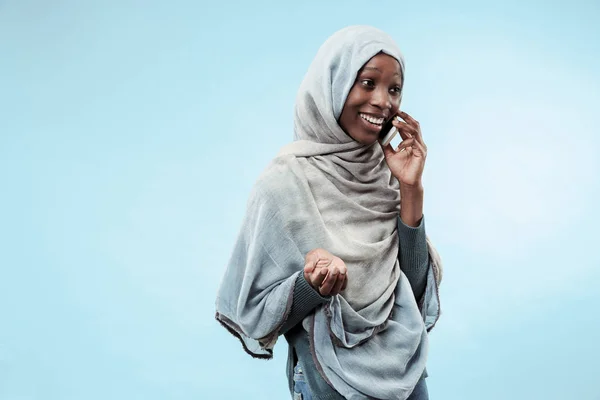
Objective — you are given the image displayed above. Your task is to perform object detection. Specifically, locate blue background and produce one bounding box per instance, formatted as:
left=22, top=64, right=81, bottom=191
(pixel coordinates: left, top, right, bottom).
left=1, top=1, right=599, bottom=398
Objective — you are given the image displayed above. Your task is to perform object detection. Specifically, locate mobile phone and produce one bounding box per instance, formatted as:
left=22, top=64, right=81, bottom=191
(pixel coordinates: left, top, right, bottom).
left=378, top=116, right=399, bottom=146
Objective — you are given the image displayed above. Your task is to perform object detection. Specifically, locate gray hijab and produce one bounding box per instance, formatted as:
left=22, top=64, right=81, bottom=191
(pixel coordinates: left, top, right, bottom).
left=216, top=25, right=442, bottom=400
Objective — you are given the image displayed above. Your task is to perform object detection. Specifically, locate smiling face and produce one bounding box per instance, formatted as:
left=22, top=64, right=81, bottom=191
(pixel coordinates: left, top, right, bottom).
left=338, top=53, right=403, bottom=145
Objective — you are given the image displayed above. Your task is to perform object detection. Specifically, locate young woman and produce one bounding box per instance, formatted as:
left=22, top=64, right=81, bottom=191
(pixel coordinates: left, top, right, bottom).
left=215, top=25, right=443, bottom=400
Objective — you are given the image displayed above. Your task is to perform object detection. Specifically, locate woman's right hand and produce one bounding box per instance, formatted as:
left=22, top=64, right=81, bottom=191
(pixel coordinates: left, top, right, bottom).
left=303, top=248, right=348, bottom=296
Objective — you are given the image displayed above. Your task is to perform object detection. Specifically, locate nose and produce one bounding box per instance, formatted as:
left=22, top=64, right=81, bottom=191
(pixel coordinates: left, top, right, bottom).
left=369, top=87, right=392, bottom=110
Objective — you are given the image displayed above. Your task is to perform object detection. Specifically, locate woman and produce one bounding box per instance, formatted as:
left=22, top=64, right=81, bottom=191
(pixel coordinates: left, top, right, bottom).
left=215, top=25, right=442, bottom=400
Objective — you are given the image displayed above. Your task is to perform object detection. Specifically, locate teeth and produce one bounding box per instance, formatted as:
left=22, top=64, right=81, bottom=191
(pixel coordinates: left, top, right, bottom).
left=360, top=113, right=384, bottom=125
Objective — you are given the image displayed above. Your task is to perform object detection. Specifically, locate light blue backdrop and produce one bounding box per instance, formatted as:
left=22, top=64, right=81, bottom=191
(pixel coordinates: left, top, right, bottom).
left=1, top=1, right=599, bottom=399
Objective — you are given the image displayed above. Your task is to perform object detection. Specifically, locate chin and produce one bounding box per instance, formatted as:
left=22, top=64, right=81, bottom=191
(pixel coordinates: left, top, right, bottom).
left=351, top=131, right=379, bottom=146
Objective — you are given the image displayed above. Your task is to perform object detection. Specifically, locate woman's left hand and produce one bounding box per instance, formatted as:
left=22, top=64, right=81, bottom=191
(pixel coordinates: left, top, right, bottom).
left=381, top=111, right=427, bottom=188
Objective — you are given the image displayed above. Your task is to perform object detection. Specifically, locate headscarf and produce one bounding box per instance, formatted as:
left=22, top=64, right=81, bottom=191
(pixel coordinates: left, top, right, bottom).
left=216, top=25, right=442, bottom=400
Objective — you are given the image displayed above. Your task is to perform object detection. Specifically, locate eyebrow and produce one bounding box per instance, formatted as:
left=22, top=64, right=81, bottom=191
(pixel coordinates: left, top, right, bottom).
left=362, top=66, right=401, bottom=76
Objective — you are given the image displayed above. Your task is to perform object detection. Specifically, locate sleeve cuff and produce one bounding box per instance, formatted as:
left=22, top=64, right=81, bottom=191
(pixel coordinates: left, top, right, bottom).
left=293, top=272, right=331, bottom=306
left=279, top=273, right=330, bottom=334
left=397, top=214, right=428, bottom=269
left=398, top=215, right=429, bottom=300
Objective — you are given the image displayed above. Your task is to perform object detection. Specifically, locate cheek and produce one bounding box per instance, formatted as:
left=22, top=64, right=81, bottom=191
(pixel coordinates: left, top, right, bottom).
left=344, top=85, right=364, bottom=108
left=337, top=108, right=351, bottom=134
left=339, top=95, right=359, bottom=122
left=392, top=99, right=401, bottom=113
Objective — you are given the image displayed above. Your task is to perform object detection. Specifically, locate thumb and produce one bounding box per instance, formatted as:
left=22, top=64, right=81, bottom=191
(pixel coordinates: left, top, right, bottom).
left=304, top=251, right=319, bottom=276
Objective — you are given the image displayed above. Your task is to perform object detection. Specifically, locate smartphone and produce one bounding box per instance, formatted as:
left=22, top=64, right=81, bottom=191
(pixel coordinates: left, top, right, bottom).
left=378, top=115, right=399, bottom=147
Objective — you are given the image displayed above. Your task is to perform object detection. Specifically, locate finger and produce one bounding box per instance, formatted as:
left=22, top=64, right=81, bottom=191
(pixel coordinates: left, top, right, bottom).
left=323, top=266, right=340, bottom=286
left=393, top=121, right=419, bottom=141
left=398, top=112, right=426, bottom=147
left=336, top=262, right=348, bottom=291
left=305, top=249, right=333, bottom=278
left=337, top=262, right=348, bottom=291
left=384, top=137, right=414, bottom=156
left=303, top=251, right=318, bottom=281
left=411, top=127, right=425, bottom=148
left=311, top=267, right=328, bottom=288
left=303, top=267, right=313, bottom=282
left=398, top=111, right=419, bottom=128
left=393, top=118, right=418, bottom=133
left=411, top=140, right=427, bottom=158
left=337, top=262, right=347, bottom=276
left=395, top=137, right=416, bottom=153
left=319, top=267, right=340, bottom=296
left=331, top=273, right=345, bottom=295
left=304, top=262, right=315, bottom=276
left=320, top=277, right=337, bottom=296
left=315, top=256, right=333, bottom=268
left=397, top=112, right=424, bottom=144
left=396, top=125, right=412, bottom=141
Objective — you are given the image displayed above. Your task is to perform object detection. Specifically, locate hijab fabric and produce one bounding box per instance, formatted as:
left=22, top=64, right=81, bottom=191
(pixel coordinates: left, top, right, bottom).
left=216, top=25, right=442, bottom=400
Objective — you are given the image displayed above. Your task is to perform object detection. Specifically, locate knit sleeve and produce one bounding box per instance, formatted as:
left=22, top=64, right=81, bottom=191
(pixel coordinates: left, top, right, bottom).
left=279, top=273, right=331, bottom=335
left=397, top=215, right=429, bottom=301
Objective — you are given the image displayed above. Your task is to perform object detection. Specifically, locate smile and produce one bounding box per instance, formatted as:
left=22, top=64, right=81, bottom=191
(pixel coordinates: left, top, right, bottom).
left=359, top=113, right=384, bottom=126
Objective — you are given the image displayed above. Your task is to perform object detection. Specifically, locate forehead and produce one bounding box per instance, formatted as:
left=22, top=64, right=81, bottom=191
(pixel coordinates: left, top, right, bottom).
left=359, top=53, right=402, bottom=77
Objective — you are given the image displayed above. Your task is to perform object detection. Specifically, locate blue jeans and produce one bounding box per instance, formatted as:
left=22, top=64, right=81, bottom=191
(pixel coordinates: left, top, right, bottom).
left=293, top=362, right=429, bottom=400
left=293, top=363, right=311, bottom=400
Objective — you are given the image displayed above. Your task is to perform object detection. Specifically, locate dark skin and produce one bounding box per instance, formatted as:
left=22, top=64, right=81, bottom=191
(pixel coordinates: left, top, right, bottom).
left=304, top=53, right=429, bottom=296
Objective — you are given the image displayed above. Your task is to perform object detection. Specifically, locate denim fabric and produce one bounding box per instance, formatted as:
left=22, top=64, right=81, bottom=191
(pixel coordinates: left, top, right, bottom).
left=286, top=327, right=345, bottom=400
left=292, top=360, right=429, bottom=400
left=286, top=325, right=430, bottom=400
left=293, top=363, right=312, bottom=400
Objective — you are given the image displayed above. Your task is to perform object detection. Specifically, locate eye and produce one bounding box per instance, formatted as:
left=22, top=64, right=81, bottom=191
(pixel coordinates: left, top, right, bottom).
left=390, top=86, right=402, bottom=95
left=360, top=79, right=375, bottom=88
